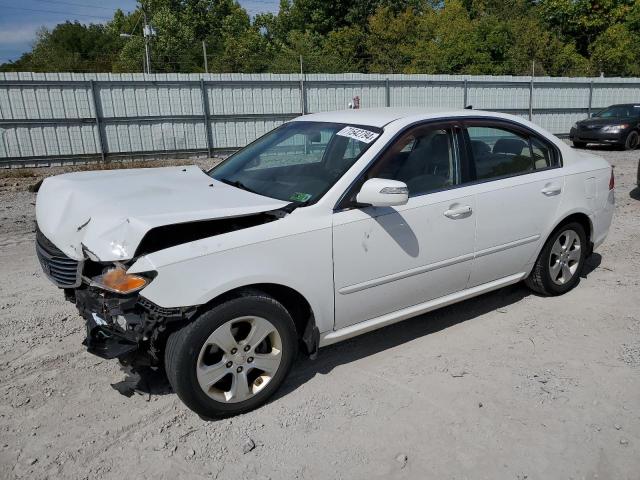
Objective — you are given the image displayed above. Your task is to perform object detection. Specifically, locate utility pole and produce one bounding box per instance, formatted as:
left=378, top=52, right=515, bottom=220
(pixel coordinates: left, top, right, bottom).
left=143, top=9, right=152, bottom=74
left=299, top=55, right=305, bottom=115
left=202, top=40, right=208, bottom=74
left=529, top=60, right=535, bottom=121
left=119, top=6, right=153, bottom=74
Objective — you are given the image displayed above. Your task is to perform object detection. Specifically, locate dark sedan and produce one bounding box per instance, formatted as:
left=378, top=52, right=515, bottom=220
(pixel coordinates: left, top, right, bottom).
left=570, top=104, right=640, bottom=150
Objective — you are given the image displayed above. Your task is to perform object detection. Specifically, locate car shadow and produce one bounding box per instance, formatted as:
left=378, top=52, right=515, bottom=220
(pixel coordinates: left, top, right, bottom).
left=571, top=144, right=620, bottom=152
left=110, top=364, right=172, bottom=399
left=583, top=252, right=602, bottom=276
left=276, top=252, right=603, bottom=401
left=363, top=207, right=420, bottom=258
left=630, top=187, right=640, bottom=201
left=277, top=283, right=530, bottom=398
left=117, top=253, right=603, bottom=410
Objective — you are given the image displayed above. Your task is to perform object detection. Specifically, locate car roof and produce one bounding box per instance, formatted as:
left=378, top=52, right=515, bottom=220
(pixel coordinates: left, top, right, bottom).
left=292, top=107, right=523, bottom=128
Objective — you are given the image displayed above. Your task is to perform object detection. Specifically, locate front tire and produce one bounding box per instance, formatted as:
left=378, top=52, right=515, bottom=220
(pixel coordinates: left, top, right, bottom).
left=624, top=131, right=639, bottom=150
left=165, top=292, right=298, bottom=418
left=525, top=222, right=587, bottom=296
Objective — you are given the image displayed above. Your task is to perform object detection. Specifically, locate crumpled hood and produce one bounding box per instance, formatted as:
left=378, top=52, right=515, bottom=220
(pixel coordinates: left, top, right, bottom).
left=35, top=165, right=288, bottom=261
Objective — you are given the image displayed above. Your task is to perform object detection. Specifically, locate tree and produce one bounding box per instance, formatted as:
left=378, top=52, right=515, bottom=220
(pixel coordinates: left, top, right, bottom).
left=478, top=13, right=590, bottom=76
left=277, top=0, right=427, bottom=37
left=213, top=5, right=271, bottom=72
left=537, top=0, right=635, bottom=56
left=590, top=24, right=640, bottom=76
left=0, top=0, right=638, bottom=77
left=3, top=21, right=124, bottom=73
left=321, top=26, right=368, bottom=73
left=365, top=6, right=418, bottom=73
left=409, top=1, right=492, bottom=75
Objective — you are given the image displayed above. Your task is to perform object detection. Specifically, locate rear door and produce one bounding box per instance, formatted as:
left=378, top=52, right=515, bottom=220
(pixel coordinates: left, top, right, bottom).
left=462, top=120, right=564, bottom=287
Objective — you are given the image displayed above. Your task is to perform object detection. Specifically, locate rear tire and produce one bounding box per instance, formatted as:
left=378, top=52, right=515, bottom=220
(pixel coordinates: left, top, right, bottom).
left=572, top=140, right=587, bottom=148
left=624, top=131, right=639, bottom=150
left=525, top=222, right=587, bottom=296
left=165, top=292, right=298, bottom=418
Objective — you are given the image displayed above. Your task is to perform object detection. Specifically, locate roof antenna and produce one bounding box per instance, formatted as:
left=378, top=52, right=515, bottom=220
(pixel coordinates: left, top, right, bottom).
left=464, top=105, right=473, bottom=109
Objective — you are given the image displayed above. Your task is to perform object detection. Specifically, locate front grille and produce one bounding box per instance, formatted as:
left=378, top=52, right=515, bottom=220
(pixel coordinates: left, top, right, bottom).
left=36, top=228, right=83, bottom=288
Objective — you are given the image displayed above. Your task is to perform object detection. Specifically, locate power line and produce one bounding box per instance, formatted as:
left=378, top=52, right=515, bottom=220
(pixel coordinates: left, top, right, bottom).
left=0, top=3, right=112, bottom=20
left=128, top=10, right=144, bottom=35
left=31, top=0, right=123, bottom=11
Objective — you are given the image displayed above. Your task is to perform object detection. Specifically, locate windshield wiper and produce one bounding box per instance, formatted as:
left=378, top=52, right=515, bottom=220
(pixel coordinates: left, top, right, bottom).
left=281, top=198, right=313, bottom=213
left=218, top=178, right=258, bottom=194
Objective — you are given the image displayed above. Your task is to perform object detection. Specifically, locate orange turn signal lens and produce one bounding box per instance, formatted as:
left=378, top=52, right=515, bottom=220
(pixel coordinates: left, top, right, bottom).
left=94, top=266, right=148, bottom=294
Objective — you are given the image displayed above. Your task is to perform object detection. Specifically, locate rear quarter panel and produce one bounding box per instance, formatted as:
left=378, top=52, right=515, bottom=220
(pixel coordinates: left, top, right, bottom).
left=526, top=150, right=613, bottom=269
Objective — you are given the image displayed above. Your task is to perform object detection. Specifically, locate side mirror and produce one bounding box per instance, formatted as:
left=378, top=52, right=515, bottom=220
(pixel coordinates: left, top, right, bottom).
left=356, top=178, right=409, bottom=207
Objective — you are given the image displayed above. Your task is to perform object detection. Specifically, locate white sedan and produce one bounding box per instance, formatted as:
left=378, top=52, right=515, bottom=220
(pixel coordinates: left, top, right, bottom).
left=35, top=108, right=615, bottom=417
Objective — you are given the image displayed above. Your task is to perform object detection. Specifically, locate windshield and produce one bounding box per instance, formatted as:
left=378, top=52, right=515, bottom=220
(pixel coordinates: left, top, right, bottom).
left=594, top=105, right=640, bottom=118
left=209, top=121, right=382, bottom=204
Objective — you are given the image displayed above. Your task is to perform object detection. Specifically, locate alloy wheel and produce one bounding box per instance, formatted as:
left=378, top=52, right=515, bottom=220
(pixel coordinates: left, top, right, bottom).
left=196, top=316, right=282, bottom=403
left=548, top=229, right=581, bottom=285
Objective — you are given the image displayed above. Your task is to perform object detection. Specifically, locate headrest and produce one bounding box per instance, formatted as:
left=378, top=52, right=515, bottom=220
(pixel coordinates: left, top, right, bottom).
left=493, top=138, right=526, bottom=155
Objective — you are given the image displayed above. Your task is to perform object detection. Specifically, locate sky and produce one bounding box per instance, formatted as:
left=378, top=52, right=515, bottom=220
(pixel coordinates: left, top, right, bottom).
left=0, top=0, right=280, bottom=63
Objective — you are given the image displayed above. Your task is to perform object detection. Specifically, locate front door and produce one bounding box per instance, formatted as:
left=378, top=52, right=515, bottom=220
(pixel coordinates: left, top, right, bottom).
left=332, top=123, right=477, bottom=329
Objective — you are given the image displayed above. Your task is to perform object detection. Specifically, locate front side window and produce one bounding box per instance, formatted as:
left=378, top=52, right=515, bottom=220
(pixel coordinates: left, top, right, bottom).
left=210, top=122, right=381, bottom=204
left=365, top=126, right=458, bottom=197
left=467, top=125, right=558, bottom=180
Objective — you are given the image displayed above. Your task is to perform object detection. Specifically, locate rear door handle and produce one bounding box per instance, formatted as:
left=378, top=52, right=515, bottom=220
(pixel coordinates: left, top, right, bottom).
left=444, top=206, right=472, bottom=219
left=541, top=185, right=562, bottom=196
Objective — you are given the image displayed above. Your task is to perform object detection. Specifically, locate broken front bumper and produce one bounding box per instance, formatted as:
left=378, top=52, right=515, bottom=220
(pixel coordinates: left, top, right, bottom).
left=72, top=287, right=196, bottom=364
left=83, top=310, right=139, bottom=359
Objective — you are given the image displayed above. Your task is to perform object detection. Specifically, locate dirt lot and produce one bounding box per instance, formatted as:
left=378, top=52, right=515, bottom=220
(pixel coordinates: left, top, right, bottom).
left=1, top=146, right=639, bottom=480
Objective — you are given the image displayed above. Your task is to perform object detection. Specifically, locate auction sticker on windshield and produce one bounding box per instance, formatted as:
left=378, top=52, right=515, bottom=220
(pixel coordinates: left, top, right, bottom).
left=336, top=126, right=380, bottom=144
left=290, top=192, right=312, bottom=202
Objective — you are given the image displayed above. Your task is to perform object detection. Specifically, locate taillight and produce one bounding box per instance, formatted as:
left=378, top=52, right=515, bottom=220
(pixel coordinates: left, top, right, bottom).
left=609, top=168, right=615, bottom=190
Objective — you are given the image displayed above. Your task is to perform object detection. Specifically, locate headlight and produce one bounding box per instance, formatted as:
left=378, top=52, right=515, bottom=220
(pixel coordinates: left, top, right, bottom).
left=91, top=265, right=152, bottom=294
left=602, top=124, right=629, bottom=133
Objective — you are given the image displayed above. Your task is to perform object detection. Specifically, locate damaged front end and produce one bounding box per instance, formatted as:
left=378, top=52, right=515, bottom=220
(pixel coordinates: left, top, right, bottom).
left=37, top=226, right=197, bottom=366
left=35, top=206, right=289, bottom=367
left=72, top=286, right=196, bottom=366
left=34, top=165, right=299, bottom=368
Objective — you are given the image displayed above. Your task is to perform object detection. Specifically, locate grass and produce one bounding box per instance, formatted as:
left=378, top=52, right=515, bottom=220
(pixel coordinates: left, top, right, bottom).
left=0, top=169, right=38, bottom=179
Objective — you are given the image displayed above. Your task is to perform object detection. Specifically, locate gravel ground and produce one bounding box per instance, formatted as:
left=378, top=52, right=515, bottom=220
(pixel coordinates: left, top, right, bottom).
left=1, top=146, right=639, bottom=480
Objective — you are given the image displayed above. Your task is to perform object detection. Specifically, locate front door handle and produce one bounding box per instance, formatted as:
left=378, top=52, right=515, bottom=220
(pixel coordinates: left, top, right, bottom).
left=541, top=185, right=562, bottom=196
left=444, top=206, right=472, bottom=219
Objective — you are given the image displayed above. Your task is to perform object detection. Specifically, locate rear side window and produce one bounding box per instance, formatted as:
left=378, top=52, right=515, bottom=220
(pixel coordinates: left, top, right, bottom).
left=466, top=125, right=558, bottom=181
